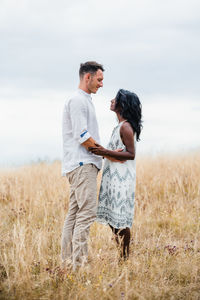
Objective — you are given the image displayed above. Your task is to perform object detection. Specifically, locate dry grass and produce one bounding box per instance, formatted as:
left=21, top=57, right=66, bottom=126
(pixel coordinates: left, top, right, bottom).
left=0, top=153, right=200, bottom=300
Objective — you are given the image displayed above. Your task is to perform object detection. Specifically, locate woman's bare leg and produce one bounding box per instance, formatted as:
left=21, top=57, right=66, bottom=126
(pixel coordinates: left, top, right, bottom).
left=109, top=224, right=131, bottom=259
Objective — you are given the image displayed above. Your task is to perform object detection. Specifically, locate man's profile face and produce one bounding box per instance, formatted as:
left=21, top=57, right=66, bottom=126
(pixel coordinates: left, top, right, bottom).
left=87, top=69, right=104, bottom=94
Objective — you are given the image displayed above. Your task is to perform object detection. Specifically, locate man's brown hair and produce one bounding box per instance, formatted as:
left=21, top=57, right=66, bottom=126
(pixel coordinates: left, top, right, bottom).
left=79, top=61, right=104, bottom=78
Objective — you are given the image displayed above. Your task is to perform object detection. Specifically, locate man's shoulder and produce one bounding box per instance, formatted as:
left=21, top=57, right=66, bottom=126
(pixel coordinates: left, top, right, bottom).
left=65, top=90, right=86, bottom=106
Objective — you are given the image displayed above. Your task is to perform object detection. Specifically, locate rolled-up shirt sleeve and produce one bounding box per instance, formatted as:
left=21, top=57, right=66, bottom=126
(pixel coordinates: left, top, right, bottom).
left=69, top=98, right=91, bottom=144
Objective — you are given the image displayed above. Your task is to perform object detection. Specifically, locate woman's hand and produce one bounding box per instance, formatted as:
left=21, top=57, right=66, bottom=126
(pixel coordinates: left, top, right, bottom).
left=89, top=143, right=107, bottom=156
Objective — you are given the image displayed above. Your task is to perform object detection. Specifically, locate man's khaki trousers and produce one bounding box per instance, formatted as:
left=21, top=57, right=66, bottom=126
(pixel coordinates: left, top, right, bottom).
left=61, top=164, right=98, bottom=270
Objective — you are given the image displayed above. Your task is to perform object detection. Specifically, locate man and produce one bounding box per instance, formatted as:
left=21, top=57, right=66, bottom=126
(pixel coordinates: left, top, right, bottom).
left=61, top=61, right=104, bottom=271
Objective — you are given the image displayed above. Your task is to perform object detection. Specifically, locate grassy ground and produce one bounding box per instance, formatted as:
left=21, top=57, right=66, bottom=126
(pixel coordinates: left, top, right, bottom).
left=0, top=153, right=200, bottom=300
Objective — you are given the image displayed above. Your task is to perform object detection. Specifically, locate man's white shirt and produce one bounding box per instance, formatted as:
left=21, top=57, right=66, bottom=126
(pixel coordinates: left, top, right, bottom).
left=62, top=89, right=102, bottom=175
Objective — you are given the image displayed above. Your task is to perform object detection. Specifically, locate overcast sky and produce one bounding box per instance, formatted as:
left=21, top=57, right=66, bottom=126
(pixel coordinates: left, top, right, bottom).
left=0, top=0, right=200, bottom=166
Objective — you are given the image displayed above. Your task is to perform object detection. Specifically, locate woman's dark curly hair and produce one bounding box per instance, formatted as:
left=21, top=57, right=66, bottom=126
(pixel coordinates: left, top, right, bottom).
left=115, top=89, right=143, bottom=141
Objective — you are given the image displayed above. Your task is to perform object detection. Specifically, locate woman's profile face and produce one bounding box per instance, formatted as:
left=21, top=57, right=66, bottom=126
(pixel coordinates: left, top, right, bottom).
left=110, top=98, right=116, bottom=111
left=110, top=98, right=122, bottom=114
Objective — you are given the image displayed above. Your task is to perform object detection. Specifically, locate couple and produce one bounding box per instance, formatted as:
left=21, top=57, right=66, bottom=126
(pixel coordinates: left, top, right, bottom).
left=61, top=61, right=142, bottom=271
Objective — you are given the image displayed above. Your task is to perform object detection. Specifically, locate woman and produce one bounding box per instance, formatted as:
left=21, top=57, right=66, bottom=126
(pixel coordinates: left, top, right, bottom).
left=89, top=89, right=142, bottom=259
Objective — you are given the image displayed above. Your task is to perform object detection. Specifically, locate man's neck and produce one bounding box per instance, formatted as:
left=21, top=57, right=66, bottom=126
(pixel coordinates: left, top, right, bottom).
left=78, top=83, right=91, bottom=94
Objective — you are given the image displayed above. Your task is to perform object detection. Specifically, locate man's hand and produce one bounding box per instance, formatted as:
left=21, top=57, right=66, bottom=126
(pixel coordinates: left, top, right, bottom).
left=104, top=148, right=125, bottom=163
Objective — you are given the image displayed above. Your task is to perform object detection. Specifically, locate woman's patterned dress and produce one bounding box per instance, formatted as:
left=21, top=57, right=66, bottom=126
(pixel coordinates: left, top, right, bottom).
left=96, top=121, right=136, bottom=229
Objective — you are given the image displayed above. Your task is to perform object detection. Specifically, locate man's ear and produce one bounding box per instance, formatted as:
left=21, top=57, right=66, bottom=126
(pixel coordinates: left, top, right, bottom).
left=85, top=73, right=91, bottom=81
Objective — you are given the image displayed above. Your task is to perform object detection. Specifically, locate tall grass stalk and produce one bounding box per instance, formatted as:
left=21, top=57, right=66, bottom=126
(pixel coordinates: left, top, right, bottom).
left=0, top=154, right=200, bottom=299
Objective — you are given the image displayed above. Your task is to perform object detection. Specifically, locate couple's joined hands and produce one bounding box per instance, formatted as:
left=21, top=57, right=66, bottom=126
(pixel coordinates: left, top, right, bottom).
left=82, top=137, right=125, bottom=163
left=88, top=143, right=107, bottom=156
left=89, top=143, right=125, bottom=163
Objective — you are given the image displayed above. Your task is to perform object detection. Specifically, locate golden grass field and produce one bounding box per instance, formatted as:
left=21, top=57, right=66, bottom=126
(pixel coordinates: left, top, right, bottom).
left=0, top=153, right=200, bottom=300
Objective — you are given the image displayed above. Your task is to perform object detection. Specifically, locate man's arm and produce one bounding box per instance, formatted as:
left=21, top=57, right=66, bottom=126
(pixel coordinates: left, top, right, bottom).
left=82, top=137, right=97, bottom=149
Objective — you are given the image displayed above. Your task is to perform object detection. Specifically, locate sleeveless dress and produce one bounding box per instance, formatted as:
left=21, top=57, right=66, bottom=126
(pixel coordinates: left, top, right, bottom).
left=96, top=121, right=136, bottom=229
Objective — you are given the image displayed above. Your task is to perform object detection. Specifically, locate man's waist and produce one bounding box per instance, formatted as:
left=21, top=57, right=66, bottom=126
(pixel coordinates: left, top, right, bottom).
left=62, top=157, right=102, bottom=176
left=63, top=152, right=102, bottom=162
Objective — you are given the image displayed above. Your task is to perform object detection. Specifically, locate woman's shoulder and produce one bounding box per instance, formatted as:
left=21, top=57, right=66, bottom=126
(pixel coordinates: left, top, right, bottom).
left=120, top=121, right=134, bottom=134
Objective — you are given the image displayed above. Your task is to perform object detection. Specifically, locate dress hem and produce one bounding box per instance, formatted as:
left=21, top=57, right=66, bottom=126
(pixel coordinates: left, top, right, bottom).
left=96, top=218, right=132, bottom=229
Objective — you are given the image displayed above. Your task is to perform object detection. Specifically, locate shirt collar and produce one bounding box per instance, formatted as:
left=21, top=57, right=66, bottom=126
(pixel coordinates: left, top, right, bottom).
left=78, top=88, right=92, bottom=99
